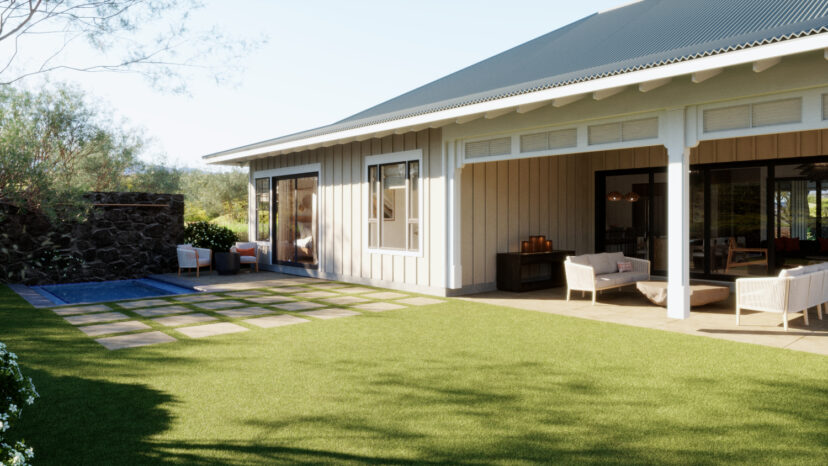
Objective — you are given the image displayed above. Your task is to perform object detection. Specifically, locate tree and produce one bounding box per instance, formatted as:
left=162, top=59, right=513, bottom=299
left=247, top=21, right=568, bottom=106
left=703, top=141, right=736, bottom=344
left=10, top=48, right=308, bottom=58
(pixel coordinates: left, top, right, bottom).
left=0, top=1, right=261, bottom=91
left=0, top=85, right=145, bottom=218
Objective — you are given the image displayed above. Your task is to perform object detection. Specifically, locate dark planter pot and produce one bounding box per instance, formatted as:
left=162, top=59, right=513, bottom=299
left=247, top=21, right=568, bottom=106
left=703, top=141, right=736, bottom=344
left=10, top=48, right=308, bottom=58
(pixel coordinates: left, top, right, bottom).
left=215, top=252, right=240, bottom=275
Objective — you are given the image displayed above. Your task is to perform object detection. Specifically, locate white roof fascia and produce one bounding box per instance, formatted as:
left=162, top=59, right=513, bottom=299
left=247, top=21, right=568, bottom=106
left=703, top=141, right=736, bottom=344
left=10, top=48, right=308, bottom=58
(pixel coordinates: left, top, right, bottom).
left=206, top=32, right=828, bottom=165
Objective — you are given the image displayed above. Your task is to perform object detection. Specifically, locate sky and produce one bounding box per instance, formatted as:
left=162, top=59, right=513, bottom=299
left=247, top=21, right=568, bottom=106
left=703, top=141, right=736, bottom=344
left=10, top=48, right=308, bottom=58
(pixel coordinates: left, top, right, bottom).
left=11, top=0, right=628, bottom=169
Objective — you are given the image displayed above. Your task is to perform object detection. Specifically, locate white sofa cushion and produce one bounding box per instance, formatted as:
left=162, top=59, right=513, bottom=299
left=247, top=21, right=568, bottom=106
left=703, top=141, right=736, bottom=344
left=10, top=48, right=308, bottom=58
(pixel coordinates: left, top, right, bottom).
left=569, top=255, right=590, bottom=266
left=779, top=266, right=805, bottom=277
left=587, top=252, right=623, bottom=275
left=595, top=271, right=648, bottom=288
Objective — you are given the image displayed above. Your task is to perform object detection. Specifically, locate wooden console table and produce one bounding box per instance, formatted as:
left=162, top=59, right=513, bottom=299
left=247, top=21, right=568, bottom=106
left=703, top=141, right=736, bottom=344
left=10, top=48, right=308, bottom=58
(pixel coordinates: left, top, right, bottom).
left=496, top=250, right=575, bottom=292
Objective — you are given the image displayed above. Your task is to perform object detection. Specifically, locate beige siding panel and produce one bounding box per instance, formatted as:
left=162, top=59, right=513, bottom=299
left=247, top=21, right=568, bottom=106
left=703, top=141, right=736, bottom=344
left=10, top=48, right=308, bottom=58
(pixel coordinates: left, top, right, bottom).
left=557, top=157, right=567, bottom=250
left=518, top=159, right=530, bottom=242
left=618, top=149, right=634, bottom=169
left=529, top=158, right=540, bottom=235
left=361, top=141, right=373, bottom=280
left=461, top=164, right=474, bottom=286
left=333, top=146, right=343, bottom=276
left=538, top=157, right=549, bottom=237
left=755, top=134, right=777, bottom=159
left=350, top=143, right=361, bottom=277
left=735, top=137, right=755, bottom=161
left=341, top=145, right=351, bottom=277
left=484, top=162, right=498, bottom=283
left=715, top=139, right=735, bottom=163
left=604, top=150, right=619, bottom=170
left=508, top=160, right=520, bottom=253
left=577, top=156, right=590, bottom=254
left=800, top=130, right=820, bottom=157
left=777, top=132, right=799, bottom=158
left=428, top=130, right=444, bottom=287
left=324, top=147, right=335, bottom=275
left=496, top=161, right=509, bottom=254
left=472, top=164, right=487, bottom=284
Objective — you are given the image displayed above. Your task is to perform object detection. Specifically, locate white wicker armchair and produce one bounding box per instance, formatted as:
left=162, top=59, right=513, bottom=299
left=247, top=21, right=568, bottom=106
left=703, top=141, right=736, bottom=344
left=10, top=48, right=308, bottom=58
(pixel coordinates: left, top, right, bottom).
left=735, top=270, right=811, bottom=331
left=176, top=244, right=212, bottom=277
left=230, top=242, right=259, bottom=272
left=564, top=252, right=650, bottom=305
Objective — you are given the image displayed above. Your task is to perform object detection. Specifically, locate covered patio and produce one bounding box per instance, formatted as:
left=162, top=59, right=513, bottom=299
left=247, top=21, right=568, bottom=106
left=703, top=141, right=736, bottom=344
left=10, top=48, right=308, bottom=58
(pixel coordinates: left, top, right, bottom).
left=462, top=284, right=828, bottom=356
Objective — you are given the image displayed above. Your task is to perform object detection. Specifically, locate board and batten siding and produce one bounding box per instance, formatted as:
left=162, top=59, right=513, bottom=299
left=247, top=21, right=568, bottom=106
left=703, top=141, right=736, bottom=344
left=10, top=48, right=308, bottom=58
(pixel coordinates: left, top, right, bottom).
left=249, top=129, right=446, bottom=295
left=460, top=129, right=828, bottom=290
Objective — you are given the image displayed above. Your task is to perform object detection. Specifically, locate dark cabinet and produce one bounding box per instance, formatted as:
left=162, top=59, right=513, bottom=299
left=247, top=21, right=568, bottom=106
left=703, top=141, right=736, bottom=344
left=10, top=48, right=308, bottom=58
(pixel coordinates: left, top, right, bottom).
left=496, top=250, right=574, bottom=292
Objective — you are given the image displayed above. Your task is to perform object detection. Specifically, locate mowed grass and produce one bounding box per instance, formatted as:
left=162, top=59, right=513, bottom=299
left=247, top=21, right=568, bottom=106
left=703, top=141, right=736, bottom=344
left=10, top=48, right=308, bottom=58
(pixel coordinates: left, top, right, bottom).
left=1, top=285, right=827, bottom=465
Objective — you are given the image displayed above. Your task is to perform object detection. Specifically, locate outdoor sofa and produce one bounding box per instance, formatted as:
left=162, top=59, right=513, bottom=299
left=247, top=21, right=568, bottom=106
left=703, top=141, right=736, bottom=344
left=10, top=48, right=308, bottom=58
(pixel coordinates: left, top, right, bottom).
left=736, top=263, right=827, bottom=331
left=176, top=244, right=212, bottom=277
left=564, top=252, right=650, bottom=305
left=230, top=242, right=259, bottom=272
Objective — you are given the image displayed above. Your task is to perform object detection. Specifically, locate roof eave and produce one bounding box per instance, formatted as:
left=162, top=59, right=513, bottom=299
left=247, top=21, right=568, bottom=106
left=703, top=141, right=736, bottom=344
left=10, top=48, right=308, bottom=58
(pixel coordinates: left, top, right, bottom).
left=204, top=32, right=828, bottom=166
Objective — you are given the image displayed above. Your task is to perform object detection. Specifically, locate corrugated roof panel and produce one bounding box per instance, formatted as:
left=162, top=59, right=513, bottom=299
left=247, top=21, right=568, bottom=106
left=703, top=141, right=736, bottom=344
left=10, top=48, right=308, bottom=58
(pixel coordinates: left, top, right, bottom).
left=207, top=0, right=828, bottom=159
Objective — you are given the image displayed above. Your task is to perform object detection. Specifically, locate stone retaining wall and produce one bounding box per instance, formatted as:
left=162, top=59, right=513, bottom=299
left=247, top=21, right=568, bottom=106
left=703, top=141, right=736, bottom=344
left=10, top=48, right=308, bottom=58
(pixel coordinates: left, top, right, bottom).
left=0, top=192, right=184, bottom=285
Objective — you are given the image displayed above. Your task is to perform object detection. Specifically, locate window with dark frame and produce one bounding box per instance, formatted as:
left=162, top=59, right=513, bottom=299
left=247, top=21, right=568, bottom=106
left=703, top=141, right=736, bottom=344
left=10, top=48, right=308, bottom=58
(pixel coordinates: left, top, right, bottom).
left=367, top=160, right=420, bottom=252
left=255, top=178, right=270, bottom=241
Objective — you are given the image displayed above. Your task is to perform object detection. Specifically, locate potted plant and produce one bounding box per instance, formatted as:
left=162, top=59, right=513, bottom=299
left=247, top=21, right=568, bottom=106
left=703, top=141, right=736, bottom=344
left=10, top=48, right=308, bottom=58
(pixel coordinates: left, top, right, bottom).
left=183, top=221, right=239, bottom=275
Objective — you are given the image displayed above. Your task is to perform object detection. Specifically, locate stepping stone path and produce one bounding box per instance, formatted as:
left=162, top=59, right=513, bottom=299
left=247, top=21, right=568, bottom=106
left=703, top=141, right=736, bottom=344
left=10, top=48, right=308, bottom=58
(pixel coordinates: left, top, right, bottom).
left=79, top=321, right=151, bottom=337
left=309, top=283, right=349, bottom=290
left=133, top=305, right=192, bottom=317
left=273, top=301, right=326, bottom=311
left=247, top=295, right=296, bottom=304
left=292, top=278, right=330, bottom=284
left=364, top=292, right=409, bottom=300
left=216, top=307, right=274, bottom=318
left=323, top=296, right=371, bottom=306
left=118, top=299, right=171, bottom=309
left=299, top=308, right=360, bottom=320
left=268, top=287, right=306, bottom=294
left=174, top=294, right=222, bottom=303
left=152, top=313, right=217, bottom=327
left=333, top=287, right=374, bottom=294
left=223, top=290, right=269, bottom=298
left=397, top=297, right=445, bottom=306
left=193, top=300, right=246, bottom=310
left=245, top=314, right=310, bottom=328
left=64, top=312, right=129, bottom=326
left=355, top=302, right=407, bottom=312
left=52, top=304, right=111, bottom=316
left=176, top=322, right=248, bottom=338
left=96, top=331, right=176, bottom=350
left=294, top=291, right=339, bottom=299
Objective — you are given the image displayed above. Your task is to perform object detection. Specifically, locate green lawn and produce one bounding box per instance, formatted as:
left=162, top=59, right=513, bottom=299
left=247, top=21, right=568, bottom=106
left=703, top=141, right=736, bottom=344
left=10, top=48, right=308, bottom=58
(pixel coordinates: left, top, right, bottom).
left=1, top=284, right=827, bottom=465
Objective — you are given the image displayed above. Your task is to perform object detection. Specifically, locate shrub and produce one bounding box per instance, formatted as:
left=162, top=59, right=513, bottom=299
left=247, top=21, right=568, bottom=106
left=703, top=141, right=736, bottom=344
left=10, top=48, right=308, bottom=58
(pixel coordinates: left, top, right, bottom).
left=1, top=342, right=38, bottom=466
left=183, top=221, right=237, bottom=253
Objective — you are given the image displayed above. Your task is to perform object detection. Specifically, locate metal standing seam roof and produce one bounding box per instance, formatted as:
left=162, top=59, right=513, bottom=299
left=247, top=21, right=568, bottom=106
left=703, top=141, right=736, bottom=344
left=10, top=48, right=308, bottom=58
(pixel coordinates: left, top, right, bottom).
left=206, top=0, right=828, bottom=159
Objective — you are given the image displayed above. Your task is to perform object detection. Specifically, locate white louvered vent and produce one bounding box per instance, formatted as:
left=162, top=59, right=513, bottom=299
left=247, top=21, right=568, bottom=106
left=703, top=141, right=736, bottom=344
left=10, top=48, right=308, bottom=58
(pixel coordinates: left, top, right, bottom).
left=520, top=128, right=577, bottom=153
left=465, top=136, right=512, bottom=159
left=704, top=105, right=750, bottom=132
left=752, top=98, right=801, bottom=127
left=822, top=94, right=828, bottom=120
left=621, top=118, right=659, bottom=141
left=704, top=98, right=802, bottom=133
left=588, top=118, right=658, bottom=145
left=588, top=123, right=620, bottom=145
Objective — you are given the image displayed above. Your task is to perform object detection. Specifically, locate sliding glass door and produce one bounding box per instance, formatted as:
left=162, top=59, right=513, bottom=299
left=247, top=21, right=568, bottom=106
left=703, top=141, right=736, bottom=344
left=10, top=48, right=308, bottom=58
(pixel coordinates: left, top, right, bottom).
left=274, top=173, right=318, bottom=267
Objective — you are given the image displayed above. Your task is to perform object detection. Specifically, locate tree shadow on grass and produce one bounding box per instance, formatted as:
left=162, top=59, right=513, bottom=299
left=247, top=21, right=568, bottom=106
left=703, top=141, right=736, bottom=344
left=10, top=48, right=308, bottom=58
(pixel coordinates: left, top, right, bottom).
left=14, top=369, right=176, bottom=465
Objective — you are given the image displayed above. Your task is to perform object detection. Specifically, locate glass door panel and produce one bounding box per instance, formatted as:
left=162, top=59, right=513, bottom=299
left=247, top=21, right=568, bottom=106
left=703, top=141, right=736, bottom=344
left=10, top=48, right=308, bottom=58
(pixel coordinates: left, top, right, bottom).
left=274, top=173, right=318, bottom=267
left=603, top=173, right=650, bottom=260
left=689, top=170, right=705, bottom=274
left=651, top=172, right=667, bottom=274
left=709, top=166, right=768, bottom=277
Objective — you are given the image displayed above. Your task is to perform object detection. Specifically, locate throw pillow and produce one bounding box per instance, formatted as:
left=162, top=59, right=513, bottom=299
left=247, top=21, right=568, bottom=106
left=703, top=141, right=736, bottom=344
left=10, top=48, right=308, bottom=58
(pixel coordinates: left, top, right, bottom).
left=236, top=247, right=256, bottom=257
left=617, top=261, right=633, bottom=273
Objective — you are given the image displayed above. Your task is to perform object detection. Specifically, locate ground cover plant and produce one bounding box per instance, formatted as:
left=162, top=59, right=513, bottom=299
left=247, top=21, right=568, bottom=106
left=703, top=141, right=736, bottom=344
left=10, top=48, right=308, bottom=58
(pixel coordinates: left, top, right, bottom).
left=0, top=284, right=826, bottom=464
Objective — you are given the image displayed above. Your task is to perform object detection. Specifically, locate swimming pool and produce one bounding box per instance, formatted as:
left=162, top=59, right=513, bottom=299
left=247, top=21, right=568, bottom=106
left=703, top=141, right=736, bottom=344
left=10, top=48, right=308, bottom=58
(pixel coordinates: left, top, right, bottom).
left=33, top=278, right=195, bottom=305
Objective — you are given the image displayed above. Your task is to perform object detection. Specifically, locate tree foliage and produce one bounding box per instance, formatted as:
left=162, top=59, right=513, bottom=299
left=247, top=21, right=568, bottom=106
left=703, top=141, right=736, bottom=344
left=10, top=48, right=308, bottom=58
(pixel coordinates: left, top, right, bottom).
left=0, top=0, right=262, bottom=91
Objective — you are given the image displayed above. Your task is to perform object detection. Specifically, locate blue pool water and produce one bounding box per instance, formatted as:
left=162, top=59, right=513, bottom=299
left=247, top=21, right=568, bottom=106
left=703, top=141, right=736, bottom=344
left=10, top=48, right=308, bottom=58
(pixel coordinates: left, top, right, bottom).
left=34, top=279, right=195, bottom=305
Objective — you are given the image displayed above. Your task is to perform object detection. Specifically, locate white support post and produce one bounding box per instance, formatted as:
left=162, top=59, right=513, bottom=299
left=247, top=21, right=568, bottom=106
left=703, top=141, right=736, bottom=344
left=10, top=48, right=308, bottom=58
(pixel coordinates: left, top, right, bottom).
left=446, top=141, right=463, bottom=290
left=665, top=109, right=691, bottom=319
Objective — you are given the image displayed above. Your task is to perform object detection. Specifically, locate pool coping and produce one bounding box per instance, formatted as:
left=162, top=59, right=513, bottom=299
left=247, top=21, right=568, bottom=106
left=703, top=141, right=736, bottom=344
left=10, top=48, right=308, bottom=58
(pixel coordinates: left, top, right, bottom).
left=11, top=279, right=199, bottom=308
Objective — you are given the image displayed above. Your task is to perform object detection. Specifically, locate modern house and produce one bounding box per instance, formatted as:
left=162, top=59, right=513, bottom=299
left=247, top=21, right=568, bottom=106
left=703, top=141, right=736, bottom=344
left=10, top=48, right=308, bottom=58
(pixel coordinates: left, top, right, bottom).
left=205, top=0, right=828, bottom=319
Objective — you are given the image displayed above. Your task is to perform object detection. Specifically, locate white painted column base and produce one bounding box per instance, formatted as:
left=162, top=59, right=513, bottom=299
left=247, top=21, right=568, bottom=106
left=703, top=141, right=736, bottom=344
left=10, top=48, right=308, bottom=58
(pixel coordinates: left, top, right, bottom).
left=667, top=284, right=691, bottom=319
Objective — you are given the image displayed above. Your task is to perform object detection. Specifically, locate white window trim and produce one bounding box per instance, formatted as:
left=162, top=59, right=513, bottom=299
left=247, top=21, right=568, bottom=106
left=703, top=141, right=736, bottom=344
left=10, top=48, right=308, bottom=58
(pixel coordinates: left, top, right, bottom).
left=364, top=149, right=424, bottom=257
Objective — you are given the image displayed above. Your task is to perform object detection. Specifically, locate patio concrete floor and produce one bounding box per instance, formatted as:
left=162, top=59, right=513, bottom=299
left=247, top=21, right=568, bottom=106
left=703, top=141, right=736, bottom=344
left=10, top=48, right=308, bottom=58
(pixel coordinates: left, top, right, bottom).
left=155, top=271, right=828, bottom=355
left=460, top=285, right=828, bottom=356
